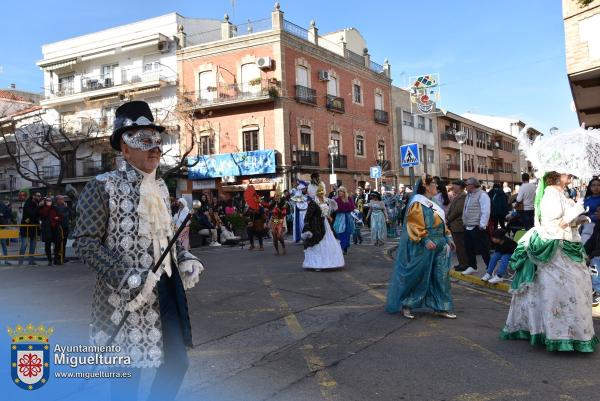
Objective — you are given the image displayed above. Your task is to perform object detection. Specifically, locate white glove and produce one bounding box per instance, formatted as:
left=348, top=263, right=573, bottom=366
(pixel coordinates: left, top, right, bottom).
left=179, top=259, right=204, bottom=290
left=125, top=270, right=162, bottom=312
left=301, top=231, right=313, bottom=240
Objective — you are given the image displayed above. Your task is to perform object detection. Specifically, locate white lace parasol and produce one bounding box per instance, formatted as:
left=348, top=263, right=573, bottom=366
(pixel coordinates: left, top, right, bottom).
left=518, top=125, right=600, bottom=179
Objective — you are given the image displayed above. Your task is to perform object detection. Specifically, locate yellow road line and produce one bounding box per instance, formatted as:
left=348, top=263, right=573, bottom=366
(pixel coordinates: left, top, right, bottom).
left=342, top=272, right=387, bottom=302
left=453, top=335, right=512, bottom=368
left=449, top=270, right=511, bottom=292
left=259, top=269, right=339, bottom=400
left=453, top=389, right=530, bottom=401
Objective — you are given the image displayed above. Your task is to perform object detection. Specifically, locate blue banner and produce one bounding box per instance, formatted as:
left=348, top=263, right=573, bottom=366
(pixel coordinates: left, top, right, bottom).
left=188, top=150, right=277, bottom=179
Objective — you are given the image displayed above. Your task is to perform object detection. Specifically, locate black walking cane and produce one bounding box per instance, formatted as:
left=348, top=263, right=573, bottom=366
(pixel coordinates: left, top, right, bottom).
left=106, top=200, right=201, bottom=346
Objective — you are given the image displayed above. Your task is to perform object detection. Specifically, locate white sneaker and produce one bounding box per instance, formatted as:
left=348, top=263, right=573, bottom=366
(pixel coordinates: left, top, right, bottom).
left=461, top=267, right=477, bottom=275
left=209, top=242, right=222, bottom=247
left=488, top=275, right=504, bottom=284
left=481, top=273, right=492, bottom=281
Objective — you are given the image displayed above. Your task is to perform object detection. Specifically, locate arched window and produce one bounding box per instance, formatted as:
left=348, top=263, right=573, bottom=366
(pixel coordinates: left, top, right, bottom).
left=241, top=63, right=261, bottom=94
left=198, top=71, right=215, bottom=103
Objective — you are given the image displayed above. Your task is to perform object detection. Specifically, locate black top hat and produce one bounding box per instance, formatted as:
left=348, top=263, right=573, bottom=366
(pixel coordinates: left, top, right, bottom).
left=110, top=101, right=165, bottom=151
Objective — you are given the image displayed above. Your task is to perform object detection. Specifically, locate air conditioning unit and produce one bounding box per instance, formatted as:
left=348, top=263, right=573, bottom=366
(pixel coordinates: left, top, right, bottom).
left=158, top=41, right=170, bottom=53
left=256, top=57, right=272, bottom=70
left=318, top=70, right=330, bottom=81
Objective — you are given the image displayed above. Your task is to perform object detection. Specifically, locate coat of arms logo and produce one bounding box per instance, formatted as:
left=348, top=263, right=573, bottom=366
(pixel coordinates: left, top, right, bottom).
left=8, top=323, right=53, bottom=390
left=409, top=73, right=440, bottom=115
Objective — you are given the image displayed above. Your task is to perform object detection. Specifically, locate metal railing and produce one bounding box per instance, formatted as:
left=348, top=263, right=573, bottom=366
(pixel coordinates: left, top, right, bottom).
left=345, top=49, right=365, bottom=67
left=328, top=154, right=347, bottom=169
left=283, top=19, right=309, bottom=40
left=295, top=85, right=317, bottom=105
left=48, top=67, right=169, bottom=98
left=440, top=133, right=457, bottom=142
left=447, top=164, right=460, bottom=171
left=294, top=150, right=320, bottom=166
left=374, top=109, right=389, bottom=124
left=196, top=79, right=275, bottom=106
left=326, top=95, right=345, bottom=113
left=82, top=160, right=111, bottom=176
left=370, top=60, right=384, bottom=74
left=232, top=18, right=272, bottom=38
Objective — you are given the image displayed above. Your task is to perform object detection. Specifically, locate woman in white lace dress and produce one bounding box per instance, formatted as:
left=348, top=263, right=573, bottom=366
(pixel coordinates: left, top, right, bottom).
left=501, top=171, right=598, bottom=352
left=302, top=183, right=345, bottom=270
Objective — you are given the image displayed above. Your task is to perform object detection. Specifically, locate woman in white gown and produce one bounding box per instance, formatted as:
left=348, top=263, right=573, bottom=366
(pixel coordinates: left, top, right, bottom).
left=301, top=183, right=345, bottom=270
left=501, top=171, right=598, bottom=352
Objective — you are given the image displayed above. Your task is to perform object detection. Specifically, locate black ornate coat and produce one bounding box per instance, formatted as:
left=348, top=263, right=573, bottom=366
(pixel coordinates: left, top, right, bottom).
left=74, top=162, right=198, bottom=368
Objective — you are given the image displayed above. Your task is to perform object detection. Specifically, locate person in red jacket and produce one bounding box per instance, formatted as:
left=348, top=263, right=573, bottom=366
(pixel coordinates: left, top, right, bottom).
left=38, top=197, right=63, bottom=265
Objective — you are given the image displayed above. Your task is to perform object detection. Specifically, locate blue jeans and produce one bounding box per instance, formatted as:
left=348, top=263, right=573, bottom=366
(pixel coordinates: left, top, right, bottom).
left=19, top=236, right=36, bottom=264
left=0, top=239, right=7, bottom=256
left=486, top=251, right=511, bottom=277
left=590, top=257, right=600, bottom=293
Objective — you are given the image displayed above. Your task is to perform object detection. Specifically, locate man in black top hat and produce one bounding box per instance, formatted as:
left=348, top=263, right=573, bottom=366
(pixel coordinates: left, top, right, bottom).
left=74, top=101, right=203, bottom=401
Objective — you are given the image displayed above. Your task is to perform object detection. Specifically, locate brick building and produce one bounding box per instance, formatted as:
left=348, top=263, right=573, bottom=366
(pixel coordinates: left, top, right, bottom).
left=178, top=4, right=393, bottom=200
left=437, top=111, right=520, bottom=188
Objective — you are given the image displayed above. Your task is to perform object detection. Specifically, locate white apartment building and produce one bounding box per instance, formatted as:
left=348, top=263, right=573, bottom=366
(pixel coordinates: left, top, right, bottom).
left=29, top=13, right=220, bottom=195
left=392, top=86, right=439, bottom=183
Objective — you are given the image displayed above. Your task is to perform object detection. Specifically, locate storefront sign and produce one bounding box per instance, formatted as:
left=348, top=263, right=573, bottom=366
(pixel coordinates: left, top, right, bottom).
left=188, top=150, right=276, bottom=180
left=192, top=180, right=216, bottom=190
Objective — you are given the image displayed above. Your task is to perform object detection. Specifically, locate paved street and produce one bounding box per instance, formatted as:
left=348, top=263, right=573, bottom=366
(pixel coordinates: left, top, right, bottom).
left=2, top=238, right=600, bottom=401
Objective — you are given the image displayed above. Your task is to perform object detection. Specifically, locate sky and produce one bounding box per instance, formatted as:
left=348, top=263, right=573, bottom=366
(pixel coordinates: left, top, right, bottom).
left=0, top=0, right=577, bottom=134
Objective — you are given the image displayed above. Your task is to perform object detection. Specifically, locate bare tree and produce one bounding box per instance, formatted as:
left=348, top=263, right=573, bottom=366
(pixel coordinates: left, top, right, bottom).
left=0, top=109, right=107, bottom=192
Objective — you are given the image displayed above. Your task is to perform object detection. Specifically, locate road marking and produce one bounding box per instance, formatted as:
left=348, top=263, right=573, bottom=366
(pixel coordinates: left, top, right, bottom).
left=208, top=308, right=277, bottom=316
left=453, top=335, right=512, bottom=368
left=453, top=389, right=530, bottom=401
left=342, top=272, right=387, bottom=302
left=259, top=268, right=339, bottom=400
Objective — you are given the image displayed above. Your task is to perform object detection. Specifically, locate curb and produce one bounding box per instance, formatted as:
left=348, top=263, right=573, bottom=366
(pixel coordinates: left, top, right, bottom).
left=448, top=270, right=510, bottom=292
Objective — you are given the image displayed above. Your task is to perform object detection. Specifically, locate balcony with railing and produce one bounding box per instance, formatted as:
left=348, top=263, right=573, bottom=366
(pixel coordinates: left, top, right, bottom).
left=326, top=95, right=345, bottom=113
left=439, top=133, right=460, bottom=149
left=374, top=109, right=389, bottom=124
left=294, top=150, right=320, bottom=167
left=295, top=85, right=317, bottom=105
left=44, top=66, right=171, bottom=106
left=82, top=160, right=112, bottom=177
left=328, top=154, right=347, bottom=169
left=193, top=79, right=277, bottom=110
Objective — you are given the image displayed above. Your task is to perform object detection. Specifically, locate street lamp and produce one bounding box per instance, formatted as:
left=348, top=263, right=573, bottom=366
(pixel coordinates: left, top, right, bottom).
left=454, top=130, right=467, bottom=180
left=328, top=143, right=338, bottom=180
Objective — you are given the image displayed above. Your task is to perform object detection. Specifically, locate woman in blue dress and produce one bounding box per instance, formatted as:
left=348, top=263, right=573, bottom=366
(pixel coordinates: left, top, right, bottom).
left=367, top=192, right=388, bottom=246
left=385, top=175, right=457, bottom=319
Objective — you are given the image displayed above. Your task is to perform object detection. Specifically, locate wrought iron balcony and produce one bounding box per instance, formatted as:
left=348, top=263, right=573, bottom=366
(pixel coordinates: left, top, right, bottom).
left=328, top=154, right=347, bottom=169
left=82, top=160, right=112, bottom=177
left=195, top=79, right=277, bottom=109
left=374, top=109, right=389, bottom=124
left=326, top=95, right=345, bottom=113
left=294, top=150, right=320, bottom=167
left=295, top=85, right=317, bottom=105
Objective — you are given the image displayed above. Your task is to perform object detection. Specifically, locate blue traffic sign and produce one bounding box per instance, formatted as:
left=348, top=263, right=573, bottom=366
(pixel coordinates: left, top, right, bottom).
left=370, top=166, right=382, bottom=179
left=400, top=143, right=420, bottom=168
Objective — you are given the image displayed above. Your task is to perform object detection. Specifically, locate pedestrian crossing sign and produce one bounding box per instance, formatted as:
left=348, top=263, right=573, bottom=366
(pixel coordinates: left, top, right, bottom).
left=400, top=143, right=420, bottom=168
